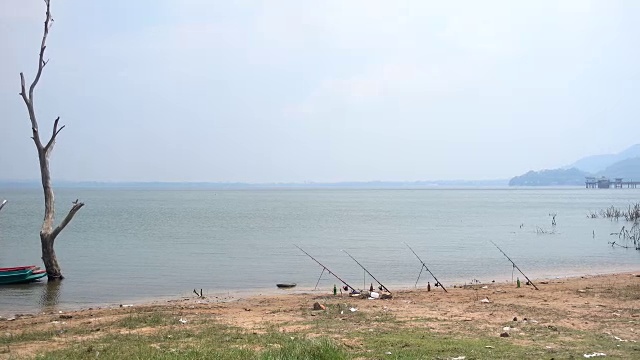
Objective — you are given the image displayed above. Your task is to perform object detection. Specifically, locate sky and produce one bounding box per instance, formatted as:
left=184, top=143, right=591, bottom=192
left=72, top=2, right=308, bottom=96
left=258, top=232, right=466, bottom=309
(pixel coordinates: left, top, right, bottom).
left=1, top=0, right=640, bottom=183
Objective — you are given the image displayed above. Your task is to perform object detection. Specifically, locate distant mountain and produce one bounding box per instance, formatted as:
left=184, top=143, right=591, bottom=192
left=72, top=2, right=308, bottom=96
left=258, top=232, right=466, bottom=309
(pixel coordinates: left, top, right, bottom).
left=568, top=144, right=640, bottom=173
left=510, top=144, right=640, bottom=187
left=508, top=168, right=588, bottom=186
left=595, top=157, right=640, bottom=180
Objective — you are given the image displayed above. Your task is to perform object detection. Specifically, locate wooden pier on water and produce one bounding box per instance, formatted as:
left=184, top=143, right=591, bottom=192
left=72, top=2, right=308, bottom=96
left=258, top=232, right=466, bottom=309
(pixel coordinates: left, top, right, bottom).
left=585, top=177, right=640, bottom=189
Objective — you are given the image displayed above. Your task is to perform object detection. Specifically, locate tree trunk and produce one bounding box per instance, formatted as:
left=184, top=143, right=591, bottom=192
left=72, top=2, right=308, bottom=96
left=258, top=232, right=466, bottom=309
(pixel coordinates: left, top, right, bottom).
left=41, top=233, right=63, bottom=280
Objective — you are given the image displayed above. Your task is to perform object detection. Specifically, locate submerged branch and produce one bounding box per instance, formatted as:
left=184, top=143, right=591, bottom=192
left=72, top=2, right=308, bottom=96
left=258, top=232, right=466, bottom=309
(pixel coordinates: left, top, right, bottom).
left=590, top=203, right=640, bottom=250
left=589, top=203, right=640, bottom=222
left=535, top=226, right=556, bottom=235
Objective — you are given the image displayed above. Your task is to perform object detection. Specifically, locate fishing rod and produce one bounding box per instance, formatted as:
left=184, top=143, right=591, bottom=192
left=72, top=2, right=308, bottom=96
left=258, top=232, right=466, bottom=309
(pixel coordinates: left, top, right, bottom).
left=295, top=245, right=357, bottom=292
left=0, top=200, right=7, bottom=213
left=404, top=242, right=448, bottom=292
left=342, top=250, right=391, bottom=294
left=490, top=240, right=539, bottom=290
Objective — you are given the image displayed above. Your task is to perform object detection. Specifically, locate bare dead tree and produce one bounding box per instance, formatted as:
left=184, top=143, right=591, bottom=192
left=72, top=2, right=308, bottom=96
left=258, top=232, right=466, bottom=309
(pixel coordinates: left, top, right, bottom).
left=19, top=0, right=84, bottom=280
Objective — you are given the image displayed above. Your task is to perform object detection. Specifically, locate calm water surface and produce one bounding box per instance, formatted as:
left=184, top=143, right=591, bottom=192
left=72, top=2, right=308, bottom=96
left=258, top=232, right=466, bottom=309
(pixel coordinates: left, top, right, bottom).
left=0, top=187, right=638, bottom=315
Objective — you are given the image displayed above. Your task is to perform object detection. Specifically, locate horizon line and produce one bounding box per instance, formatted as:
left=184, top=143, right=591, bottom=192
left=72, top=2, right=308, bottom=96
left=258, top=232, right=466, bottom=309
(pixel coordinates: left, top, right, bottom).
left=0, top=178, right=509, bottom=184
left=0, top=179, right=510, bottom=189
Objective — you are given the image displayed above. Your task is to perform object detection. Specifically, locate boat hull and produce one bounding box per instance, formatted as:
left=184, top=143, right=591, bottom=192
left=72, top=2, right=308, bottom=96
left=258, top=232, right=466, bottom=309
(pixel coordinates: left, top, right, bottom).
left=276, top=283, right=297, bottom=289
left=0, top=269, right=47, bottom=285
left=0, top=265, right=37, bottom=273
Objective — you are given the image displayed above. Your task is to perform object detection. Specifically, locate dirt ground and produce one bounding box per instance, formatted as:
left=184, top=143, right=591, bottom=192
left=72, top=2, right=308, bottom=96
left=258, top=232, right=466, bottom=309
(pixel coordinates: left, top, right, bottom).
left=1, top=272, right=639, bottom=358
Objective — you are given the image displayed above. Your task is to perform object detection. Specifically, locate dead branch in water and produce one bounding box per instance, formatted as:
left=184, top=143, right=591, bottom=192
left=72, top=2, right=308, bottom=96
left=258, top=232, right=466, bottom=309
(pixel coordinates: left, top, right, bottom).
left=536, top=226, right=556, bottom=235
left=610, top=222, right=640, bottom=250
left=589, top=203, right=640, bottom=222
left=608, top=241, right=633, bottom=249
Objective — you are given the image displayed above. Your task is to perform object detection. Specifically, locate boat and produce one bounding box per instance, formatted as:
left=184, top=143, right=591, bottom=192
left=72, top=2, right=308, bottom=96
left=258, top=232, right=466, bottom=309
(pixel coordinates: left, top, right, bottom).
left=0, top=265, right=37, bottom=272
left=0, top=268, right=37, bottom=277
left=276, top=283, right=297, bottom=289
left=0, top=267, right=47, bottom=285
left=4, top=270, right=47, bottom=285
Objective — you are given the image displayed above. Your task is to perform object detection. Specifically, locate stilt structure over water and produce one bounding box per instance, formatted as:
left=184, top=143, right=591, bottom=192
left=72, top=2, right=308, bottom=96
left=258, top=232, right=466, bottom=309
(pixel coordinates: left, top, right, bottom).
left=586, top=177, right=639, bottom=189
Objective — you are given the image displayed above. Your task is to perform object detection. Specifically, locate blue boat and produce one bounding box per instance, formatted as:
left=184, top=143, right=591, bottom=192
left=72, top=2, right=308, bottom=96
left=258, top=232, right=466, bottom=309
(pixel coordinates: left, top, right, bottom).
left=0, top=268, right=35, bottom=277
left=0, top=267, right=47, bottom=285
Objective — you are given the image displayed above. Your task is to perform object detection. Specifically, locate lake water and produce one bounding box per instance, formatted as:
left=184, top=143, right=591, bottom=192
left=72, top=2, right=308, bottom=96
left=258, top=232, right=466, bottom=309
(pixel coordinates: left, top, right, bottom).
left=0, top=187, right=638, bottom=316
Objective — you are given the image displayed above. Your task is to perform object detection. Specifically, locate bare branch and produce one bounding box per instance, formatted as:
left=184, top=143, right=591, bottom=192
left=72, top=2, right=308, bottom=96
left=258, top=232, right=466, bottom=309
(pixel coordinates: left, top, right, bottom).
left=20, top=71, right=43, bottom=150
left=608, top=241, right=632, bottom=249
left=54, top=125, right=65, bottom=137
left=50, top=202, right=85, bottom=240
left=28, top=0, right=52, bottom=102
left=19, top=73, right=27, bottom=101
left=52, top=117, right=59, bottom=134
left=44, top=117, right=65, bottom=153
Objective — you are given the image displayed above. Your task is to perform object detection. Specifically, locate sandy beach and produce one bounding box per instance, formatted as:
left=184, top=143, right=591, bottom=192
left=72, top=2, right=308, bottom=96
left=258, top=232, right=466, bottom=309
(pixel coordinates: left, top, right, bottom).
left=1, top=271, right=639, bottom=358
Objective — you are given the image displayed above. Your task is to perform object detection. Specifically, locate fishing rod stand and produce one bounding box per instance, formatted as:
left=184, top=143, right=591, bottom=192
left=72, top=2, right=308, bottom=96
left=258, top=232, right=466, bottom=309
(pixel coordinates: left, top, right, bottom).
left=414, top=264, right=425, bottom=288
left=314, top=268, right=326, bottom=290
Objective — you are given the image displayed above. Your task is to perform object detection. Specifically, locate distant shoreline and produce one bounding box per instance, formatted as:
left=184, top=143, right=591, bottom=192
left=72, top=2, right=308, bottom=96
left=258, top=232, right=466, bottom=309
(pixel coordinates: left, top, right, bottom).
left=3, top=180, right=591, bottom=191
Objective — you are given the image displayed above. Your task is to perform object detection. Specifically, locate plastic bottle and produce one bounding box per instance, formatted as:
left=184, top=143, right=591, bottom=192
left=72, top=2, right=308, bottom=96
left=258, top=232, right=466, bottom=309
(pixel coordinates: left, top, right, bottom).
left=516, top=277, right=521, bottom=288
left=333, top=284, right=337, bottom=296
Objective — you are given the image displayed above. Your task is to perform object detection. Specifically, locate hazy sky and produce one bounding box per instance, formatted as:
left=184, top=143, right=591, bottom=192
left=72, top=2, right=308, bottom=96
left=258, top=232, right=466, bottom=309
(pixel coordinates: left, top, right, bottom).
left=1, top=1, right=639, bottom=183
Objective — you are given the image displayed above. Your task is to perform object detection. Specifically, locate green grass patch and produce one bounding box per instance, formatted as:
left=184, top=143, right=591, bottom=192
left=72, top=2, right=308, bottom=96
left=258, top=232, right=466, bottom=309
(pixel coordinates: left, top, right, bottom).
left=0, top=329, right=58, bottom=346
left=8, top=303, right=639, bottom=359
left=0, top=324, right=98, bottom=347
left=115, top=311, right=174, bottom=329
left=35, top=327, right=347, bottom=360
left=359, top=332, right=527, bottom=359
left=354, top=326, right=640, bottom=359
left=261, top=338, right=347, bottom=360
left=18, top=322, right=640, bottom=360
